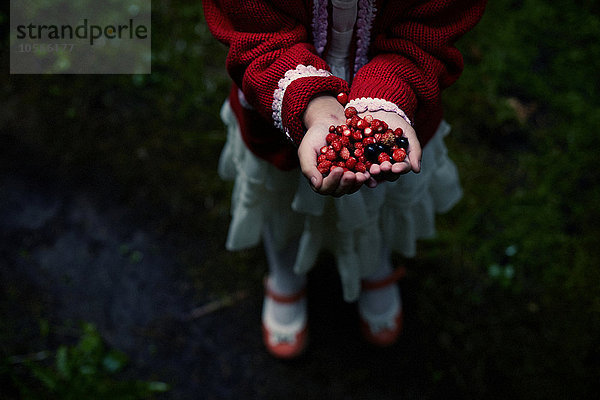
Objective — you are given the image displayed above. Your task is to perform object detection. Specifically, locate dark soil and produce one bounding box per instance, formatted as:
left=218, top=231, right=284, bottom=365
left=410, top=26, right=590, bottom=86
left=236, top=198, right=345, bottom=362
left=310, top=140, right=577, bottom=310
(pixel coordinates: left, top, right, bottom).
left=1, top=141, right=441, bottom=400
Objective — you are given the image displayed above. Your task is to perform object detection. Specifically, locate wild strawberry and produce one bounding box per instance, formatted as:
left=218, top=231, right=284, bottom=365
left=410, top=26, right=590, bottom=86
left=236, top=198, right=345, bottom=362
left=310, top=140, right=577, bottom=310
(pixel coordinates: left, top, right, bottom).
left=363, top=127, right=373, bottom=137
left=355, top=162, right=366, bottom=173
left=344, top=106, right=358, bottom=118
left=380, top=131, right=396, bottom=147
left=317, top=160, right=332, bottom=174
left=335, top=161, right=346, bottom=167
left=345, top=157, right=357, bottom=170
left=336, top=125, right=344, bottom=134
left=320, top=145, right=329, bottom=154
left=329, top=125, right=336, bottom=133
left=354, top=142, right=364, bottom=149
left=346, top=118, right=352, bottom=125
left=392, top=148, right=407, bottom=162
left=354, top=148, right=364, bottom=158
left=364, top=115, right=374, bottom=123
left=358, top=155, right=367, bottom=164
left=362, top=137, right=376, bottom=145
left=374, top=133, right=382, bottom=142
left=326, top=133, right=338, bottom=144
left=326, top=148, right=337, bottom=160
left=350, top=115, right=360, bottom=128
left=394, top=127, right=403, bottom=137
left=342, top=128, right=352, bottom=138
left=356, top=118, right=369, bottom=130
left=352, top=130, right=363, bottom=141
left=340, top=136, right=351, bottom=146
left=337, top=92, right=348, bottom=106
left=378, top=152, right=391, bottom=163
left=317, top=154, right=327, bottom=163
left=332, top=139, right=342, bottom=152
left=340, top=147, right=350, bottom=160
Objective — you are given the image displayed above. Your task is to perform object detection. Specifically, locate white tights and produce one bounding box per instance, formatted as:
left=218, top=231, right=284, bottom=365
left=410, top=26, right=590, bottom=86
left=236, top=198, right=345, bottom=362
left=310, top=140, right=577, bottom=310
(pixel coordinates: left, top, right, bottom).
left=263, top=228, right=398, bottom=322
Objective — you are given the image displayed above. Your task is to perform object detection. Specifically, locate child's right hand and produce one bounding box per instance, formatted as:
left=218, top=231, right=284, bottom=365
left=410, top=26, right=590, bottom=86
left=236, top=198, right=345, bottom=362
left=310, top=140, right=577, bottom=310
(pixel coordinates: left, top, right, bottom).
left=298, top=122, right=371, bottom=197
left=299, top=95, right=370, bottom=197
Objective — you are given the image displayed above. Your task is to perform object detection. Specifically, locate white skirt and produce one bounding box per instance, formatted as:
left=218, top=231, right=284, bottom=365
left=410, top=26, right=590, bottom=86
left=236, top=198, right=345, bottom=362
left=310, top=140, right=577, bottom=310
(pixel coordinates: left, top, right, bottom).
left=218, top=100, right=462, bottom=302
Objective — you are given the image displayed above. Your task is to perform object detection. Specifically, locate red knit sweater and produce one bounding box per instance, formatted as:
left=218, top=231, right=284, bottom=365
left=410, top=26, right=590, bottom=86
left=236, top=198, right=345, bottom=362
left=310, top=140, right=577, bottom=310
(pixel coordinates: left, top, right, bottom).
left=203, top=0, right=486, bottom=170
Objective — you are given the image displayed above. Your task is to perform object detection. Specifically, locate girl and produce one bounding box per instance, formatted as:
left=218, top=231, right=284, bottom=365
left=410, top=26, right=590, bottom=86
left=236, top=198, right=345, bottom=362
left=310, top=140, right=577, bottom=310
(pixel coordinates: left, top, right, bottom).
left=203, top=0, right=486, bottom=358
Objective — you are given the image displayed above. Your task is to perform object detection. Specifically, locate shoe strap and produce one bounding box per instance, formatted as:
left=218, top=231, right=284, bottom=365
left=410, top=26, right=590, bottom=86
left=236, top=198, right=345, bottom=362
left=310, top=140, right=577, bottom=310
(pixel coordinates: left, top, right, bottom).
left=361, top=266, right=407, bottom=291
left=264, top=278, right=306, bottom=304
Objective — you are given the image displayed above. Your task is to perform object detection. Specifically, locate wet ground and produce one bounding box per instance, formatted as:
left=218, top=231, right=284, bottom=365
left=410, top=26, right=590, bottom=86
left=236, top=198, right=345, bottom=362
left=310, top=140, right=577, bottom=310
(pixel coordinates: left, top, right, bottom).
left=1, top=145, right=438, bottom=399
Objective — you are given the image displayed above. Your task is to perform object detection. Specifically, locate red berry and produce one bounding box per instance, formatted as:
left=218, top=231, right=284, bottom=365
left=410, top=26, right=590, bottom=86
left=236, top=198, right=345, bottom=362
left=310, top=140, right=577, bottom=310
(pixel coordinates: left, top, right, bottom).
left=340, top=147, right=350, bottom=160
left=392, top=148, right=407, bottom=162
left=354, top=142, right=364, bottom=149
left=317, top=160, right=332, bottom=175
left=320, top=145, right=329, bottom=154
left=326, top=133, right=338, bottom=144
left=352, top=130, right=363, bottom=141
left=326, top=148, right=337, bottom=160
left=394, top=127, right=403, bottom=137
left=332, top=139, right=342, bottom=152
left=378, top=152, right=391, bottom=163
left=345, top=157, right=357, bottom=170
left=342, top=128, right=352, bottom=138
left=355, top=162, right=366, bottom=173
left=337, top=92, right=348, bottom=105
left=364, top=115, right=374, bottom=123
left=317, top=154, right=327, bottom=163
left=356, top=119, right=369, bottom=130
left=335, top=161, right=346, bottom=167
left=363, top=127, right=373, bottom=137
left=354, top=148, right=364, bottom=158
left=336, top=125, right=344, bottom=134
left=344, top=106, right=358, bottom=118
left=362, top=137, right=376, bottom=145
left=340, top=136, right=351, bottom=146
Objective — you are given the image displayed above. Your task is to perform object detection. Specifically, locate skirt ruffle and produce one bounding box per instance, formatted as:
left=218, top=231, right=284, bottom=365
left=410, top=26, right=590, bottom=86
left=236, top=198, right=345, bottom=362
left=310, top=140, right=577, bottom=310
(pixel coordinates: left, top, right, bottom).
left=218, top=100, right=462, bottom=302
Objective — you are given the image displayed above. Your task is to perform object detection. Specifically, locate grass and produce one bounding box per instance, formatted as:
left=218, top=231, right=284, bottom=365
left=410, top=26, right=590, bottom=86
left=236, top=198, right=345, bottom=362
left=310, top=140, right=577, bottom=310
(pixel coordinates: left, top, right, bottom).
left=1, top=0, right=599, bottom=398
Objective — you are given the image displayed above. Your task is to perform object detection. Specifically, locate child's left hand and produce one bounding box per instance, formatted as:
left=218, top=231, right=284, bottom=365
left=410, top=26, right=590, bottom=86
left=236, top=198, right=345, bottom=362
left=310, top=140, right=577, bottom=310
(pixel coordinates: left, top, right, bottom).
left=360, top=110, right=422, bottom=188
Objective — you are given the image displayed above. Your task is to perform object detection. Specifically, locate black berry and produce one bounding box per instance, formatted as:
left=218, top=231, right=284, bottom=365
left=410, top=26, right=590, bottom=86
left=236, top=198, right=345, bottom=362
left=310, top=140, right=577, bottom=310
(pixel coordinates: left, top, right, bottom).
left=395, top=136, right=409, bottom=150
left=365, top=143, right=379, bottom=162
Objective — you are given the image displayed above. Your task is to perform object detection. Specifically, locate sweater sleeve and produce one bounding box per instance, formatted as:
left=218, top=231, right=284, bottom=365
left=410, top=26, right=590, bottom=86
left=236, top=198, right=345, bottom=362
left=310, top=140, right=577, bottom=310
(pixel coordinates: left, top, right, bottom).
left=349, top=0, right=487, bottom=127
left=202, top=0, right=349, bottom=145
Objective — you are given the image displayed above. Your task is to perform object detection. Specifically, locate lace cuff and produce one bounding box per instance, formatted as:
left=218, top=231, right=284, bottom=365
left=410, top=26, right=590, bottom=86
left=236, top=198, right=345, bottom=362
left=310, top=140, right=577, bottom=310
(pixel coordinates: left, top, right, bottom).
left=346, top=97, right=413, bottom=126
left=272, top=64, right=333, bottom=135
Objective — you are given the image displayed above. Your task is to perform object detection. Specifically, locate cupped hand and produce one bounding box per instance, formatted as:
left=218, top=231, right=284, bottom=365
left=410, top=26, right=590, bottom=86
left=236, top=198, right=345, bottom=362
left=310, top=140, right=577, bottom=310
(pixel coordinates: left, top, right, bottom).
left=298, top=122, right=371, bottom=197
left=361, top=110, right=422, bottom=188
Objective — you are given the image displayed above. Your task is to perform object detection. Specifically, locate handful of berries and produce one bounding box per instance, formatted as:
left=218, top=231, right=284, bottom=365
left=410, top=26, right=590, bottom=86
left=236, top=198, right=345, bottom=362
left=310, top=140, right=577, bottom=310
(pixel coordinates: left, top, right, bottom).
left=316, top=106, right=409, bottom=176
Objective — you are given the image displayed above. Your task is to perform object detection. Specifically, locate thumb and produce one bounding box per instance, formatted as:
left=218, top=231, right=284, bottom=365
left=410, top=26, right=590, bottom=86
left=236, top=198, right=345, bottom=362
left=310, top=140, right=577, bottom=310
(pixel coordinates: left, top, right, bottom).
left=298, top=142, right=323, bottom=191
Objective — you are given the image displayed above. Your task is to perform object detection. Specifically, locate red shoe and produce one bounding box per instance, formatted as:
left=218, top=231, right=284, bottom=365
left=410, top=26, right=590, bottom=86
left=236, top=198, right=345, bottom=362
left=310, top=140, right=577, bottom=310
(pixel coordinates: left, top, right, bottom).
left=358, top=267, right=406, bottom=347
left=261, top=278, right=308, bottom=359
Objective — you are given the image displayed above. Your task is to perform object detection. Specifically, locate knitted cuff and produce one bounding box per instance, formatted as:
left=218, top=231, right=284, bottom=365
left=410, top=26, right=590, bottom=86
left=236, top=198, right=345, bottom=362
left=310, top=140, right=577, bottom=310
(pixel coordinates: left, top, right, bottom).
left=346, top=97, right=413, bottom=126
left=273, top=64, right=349, bottom=145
